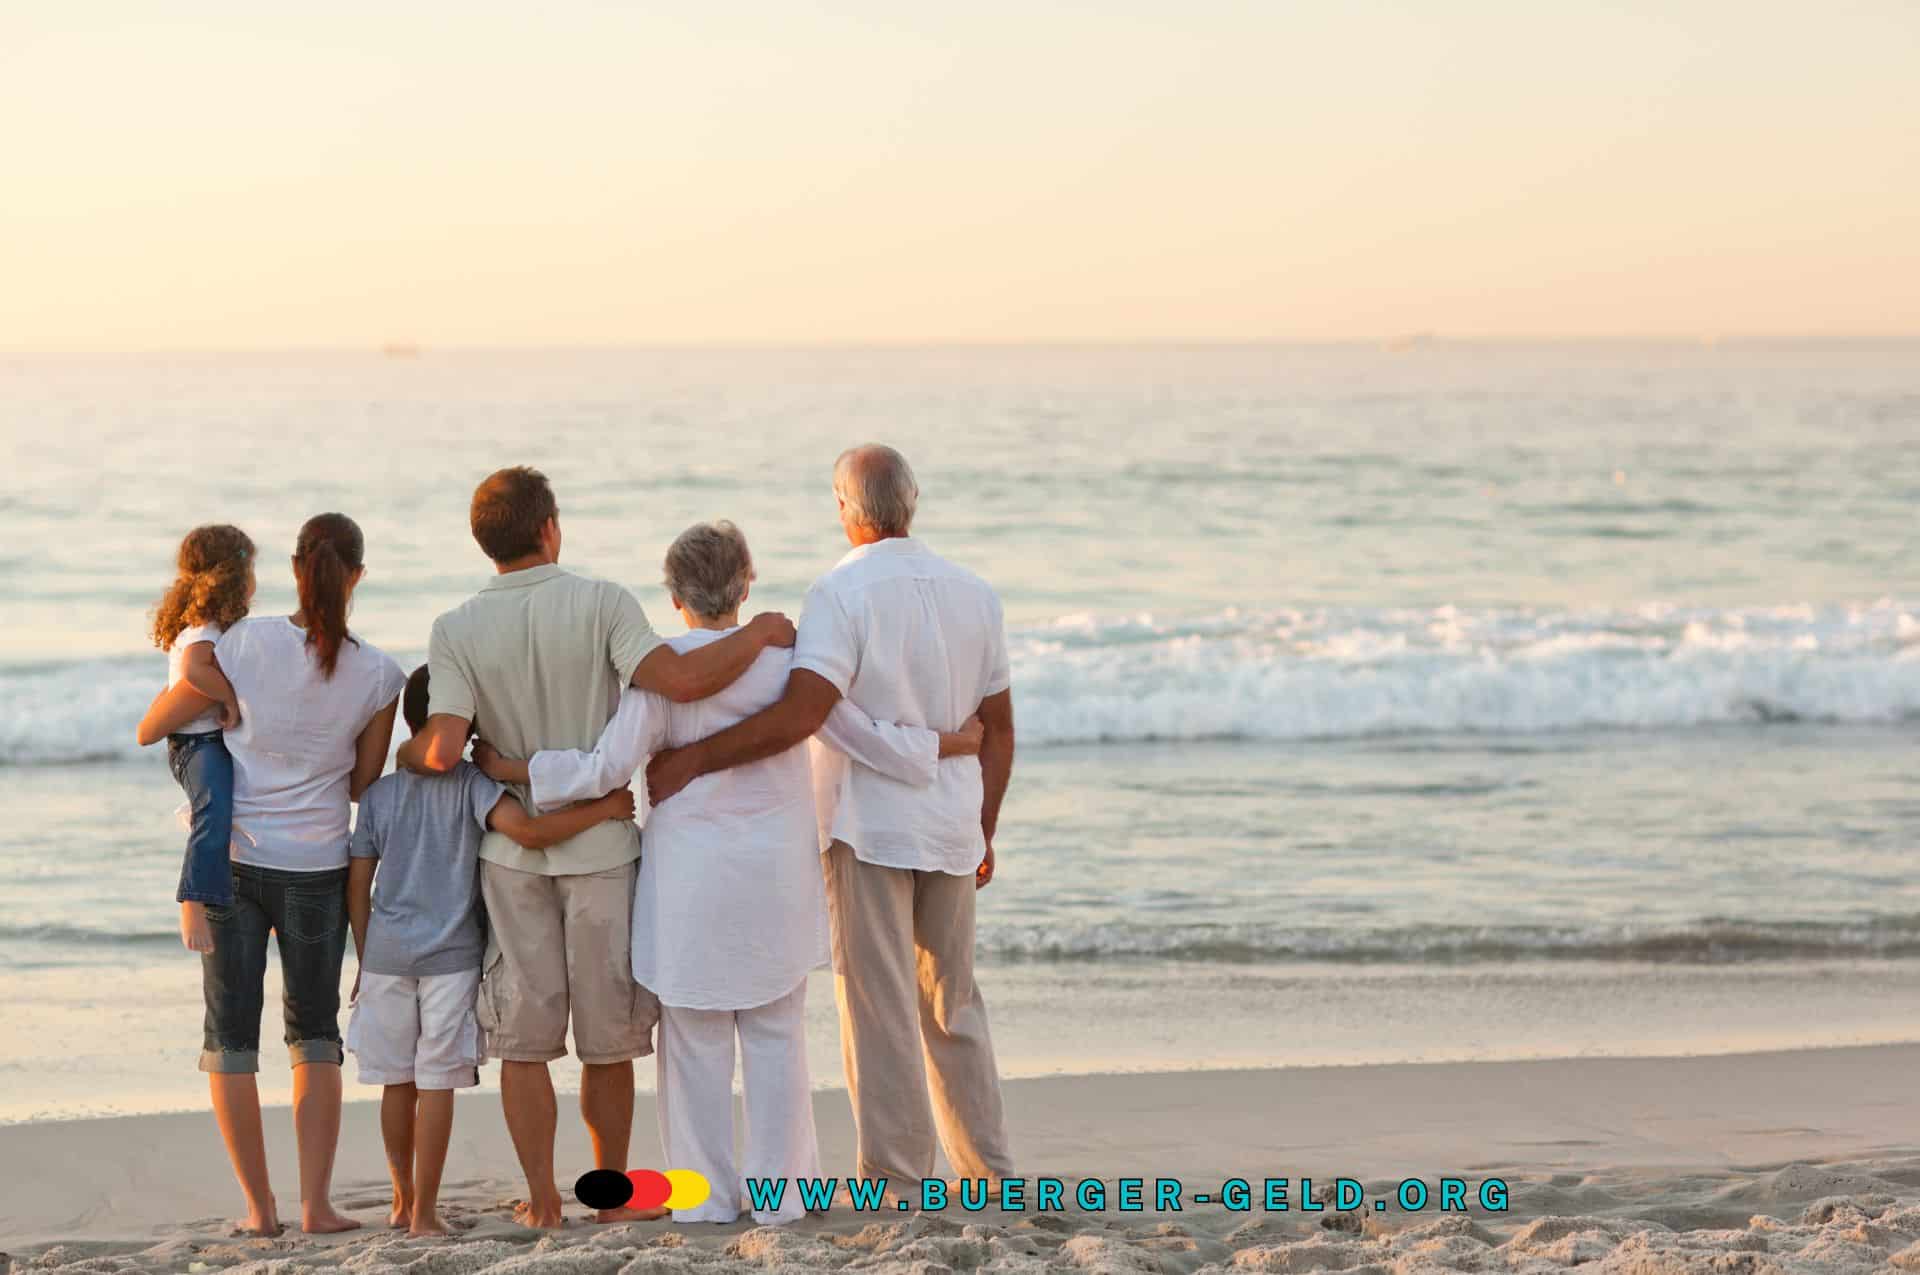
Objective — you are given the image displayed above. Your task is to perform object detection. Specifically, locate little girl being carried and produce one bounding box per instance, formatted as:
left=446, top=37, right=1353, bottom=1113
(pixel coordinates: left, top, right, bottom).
left=135, top=524, right=256, bottom=953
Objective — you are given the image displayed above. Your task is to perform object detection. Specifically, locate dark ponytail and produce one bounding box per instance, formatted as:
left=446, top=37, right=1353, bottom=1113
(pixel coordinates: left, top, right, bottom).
left=293, top=513, right=364, bottom=678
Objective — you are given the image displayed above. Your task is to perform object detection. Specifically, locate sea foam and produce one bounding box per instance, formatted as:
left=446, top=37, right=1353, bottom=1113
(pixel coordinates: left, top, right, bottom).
left=6, top=600, right=1920, bottom=765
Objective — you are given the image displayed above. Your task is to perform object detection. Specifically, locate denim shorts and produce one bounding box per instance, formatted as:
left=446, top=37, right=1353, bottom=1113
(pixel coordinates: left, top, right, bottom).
left=200, top=862, right=349, bottom=1073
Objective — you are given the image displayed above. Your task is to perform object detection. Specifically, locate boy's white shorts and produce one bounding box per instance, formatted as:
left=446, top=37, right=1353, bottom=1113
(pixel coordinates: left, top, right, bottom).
left=346, top=969, right=485, bottom=1089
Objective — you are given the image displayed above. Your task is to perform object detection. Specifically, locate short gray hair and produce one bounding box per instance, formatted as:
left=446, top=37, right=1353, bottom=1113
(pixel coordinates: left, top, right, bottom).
left=662, top=520, right=755, bottom=620
left=833, top=444, right=918, bottom=536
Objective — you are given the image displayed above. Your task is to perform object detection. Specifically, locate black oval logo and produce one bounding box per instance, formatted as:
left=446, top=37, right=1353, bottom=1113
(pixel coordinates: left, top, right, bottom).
left=573, top=1168, right=636, bottom=1212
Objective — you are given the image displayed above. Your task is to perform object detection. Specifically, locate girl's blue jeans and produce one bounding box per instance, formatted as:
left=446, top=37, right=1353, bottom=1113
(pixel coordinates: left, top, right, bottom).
left=166, top=731, right=235, bottom=906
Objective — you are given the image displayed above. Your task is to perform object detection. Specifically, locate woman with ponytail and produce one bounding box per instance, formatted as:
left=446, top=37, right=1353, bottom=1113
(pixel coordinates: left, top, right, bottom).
left=292, top=513, right=357, bottom=678
left=196, top=513, right=407, bottom=1236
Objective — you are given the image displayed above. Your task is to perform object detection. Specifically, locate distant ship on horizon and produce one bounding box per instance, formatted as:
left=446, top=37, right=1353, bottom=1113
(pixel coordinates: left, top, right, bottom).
left=1382, top=331, right=1438, bottom=352
left=380, top=342, right=422, bottom=358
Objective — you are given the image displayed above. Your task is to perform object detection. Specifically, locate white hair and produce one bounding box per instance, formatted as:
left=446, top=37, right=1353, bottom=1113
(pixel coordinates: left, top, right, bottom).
left=662, top=520, right=755, bottom=620
left=833, top=444, right=919, bottom=535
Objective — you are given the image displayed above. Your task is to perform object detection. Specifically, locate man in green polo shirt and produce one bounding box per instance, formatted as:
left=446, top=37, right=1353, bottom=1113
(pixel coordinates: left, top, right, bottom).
left=399, top=465, right=792, bottom=1227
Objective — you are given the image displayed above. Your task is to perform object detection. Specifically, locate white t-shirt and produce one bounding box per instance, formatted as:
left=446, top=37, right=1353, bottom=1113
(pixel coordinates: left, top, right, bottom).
left=791, top=536, right=1011, bottom=875
left=166, top=622, right=227, bottom=736
left=526, top=629, right=942, bottom=1010
left=216, top=617, right=407, bottom=873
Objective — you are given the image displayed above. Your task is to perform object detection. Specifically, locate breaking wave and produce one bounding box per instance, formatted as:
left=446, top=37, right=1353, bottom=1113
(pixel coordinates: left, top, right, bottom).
left=7, top=600, right=1920, bottom=764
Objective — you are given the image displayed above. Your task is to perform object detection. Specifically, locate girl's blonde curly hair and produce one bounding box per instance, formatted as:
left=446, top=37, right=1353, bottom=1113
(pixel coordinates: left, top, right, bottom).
left=151, top=524, right=255, bottom=651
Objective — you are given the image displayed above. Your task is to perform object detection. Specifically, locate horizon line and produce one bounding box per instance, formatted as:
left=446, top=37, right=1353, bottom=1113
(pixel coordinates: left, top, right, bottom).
left=6, top=333, right=1920, bottom=357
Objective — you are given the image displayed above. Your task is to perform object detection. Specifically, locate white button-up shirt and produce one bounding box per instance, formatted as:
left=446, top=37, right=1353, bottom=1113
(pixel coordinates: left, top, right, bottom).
left=791, top=536, right=1011, bottom=876
left=525, top=628, right=942, bottom=1011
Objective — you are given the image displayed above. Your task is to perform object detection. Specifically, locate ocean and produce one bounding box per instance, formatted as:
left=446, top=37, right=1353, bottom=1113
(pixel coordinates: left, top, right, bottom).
left=5, top=343, right=1920, bottom=1123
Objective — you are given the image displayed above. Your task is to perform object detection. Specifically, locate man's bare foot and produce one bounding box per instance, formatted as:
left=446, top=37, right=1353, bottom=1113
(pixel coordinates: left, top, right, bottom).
left=301, top=1204, right=363, bottom=1235
left=594, top=1204, right=669, bottom=1224
left=409, top=1210, right=450, bottom=1238
left=943, top=1178, right=1006, bottom=1205
left=388, top=1191, right=414, bottom=1229
left=181, top=901, right=214, bottom=953
left=512, top=1198, right=565, bottom=1229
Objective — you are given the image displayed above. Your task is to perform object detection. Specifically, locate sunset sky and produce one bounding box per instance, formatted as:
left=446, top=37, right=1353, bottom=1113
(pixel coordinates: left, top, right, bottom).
left=2, top=1, right=1915, bottom=349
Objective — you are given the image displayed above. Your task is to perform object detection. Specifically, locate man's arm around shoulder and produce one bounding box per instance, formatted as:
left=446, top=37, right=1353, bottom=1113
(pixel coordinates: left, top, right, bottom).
left=406, top=614, right=477, bottom=774
left=397, top=715, right=469, bottom=775
left=645, top=668, right=841, bottom=802
left=630, top=612, right=796, bottom=703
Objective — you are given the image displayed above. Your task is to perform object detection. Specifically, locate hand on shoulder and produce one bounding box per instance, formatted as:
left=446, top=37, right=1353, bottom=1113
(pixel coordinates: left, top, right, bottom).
left=748, top=611, right=797, bottom=649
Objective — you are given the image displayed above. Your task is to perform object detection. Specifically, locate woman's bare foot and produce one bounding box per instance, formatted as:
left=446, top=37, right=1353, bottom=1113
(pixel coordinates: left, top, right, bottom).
left=595, top=1204, right=669, bottom=1224
left=512, top=1197, right=566, bottom=1229
left=409, top=1210, right=450, bottom=1238
left=228, top=1198, right=280, bottom=1236
left=181, top=901, right=214, bottom=953
left=301, top=1203, right=363, bottom=1235
left=388, top=1190, right=414, bottom=1229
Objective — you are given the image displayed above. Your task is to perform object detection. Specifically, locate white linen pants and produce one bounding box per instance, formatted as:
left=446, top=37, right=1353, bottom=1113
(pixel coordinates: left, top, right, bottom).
left=654, top=979, right=819, bottom=1225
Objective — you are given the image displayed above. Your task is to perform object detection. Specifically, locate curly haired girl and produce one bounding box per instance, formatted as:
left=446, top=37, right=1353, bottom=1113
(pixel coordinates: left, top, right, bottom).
left=135, top=524, right=257, bottom=952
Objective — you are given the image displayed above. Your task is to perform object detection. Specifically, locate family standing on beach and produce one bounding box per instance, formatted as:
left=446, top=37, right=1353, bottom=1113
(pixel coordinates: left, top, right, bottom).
left=134, top=446, right=1017, bottom=1238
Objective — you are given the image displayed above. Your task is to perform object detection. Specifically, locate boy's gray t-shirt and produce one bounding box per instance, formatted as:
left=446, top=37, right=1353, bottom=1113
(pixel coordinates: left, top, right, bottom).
left=350, top=761, right=503, bottom=977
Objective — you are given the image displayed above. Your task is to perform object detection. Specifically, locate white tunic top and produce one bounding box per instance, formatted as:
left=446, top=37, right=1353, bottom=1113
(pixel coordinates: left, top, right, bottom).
left=216, top=617, right=407, bottom=873
left=526, top=628, right=942, bottom=1011
left=790, top=537, right=1011, bottom=875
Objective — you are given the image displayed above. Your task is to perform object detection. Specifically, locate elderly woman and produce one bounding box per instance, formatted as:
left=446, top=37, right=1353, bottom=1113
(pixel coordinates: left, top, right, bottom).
left=475, top=521, right=980, bottom=1225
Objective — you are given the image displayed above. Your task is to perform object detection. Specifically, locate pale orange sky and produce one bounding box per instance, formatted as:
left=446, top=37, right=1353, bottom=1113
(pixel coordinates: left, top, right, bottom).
left=2, top=2, right=1916, bottom=349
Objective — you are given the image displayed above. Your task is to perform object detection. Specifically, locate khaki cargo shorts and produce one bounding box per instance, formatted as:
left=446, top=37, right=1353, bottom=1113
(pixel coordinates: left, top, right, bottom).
left=476, top=860, right=658, bottom=1064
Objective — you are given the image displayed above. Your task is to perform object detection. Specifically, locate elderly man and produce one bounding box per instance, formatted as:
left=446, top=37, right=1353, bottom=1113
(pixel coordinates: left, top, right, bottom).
left=398, top=466, right=795, bottom=1227
left=646, top=444, right=1015, bottom=1199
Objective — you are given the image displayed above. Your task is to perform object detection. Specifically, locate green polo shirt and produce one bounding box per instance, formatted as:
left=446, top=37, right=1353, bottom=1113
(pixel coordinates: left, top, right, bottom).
left=427, top=562, right=661, bottom=875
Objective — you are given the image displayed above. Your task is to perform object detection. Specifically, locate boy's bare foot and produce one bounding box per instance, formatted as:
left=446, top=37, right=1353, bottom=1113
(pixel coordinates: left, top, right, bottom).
left=409, top=1210, right=450, bottom=1238
left=301, top=1204, right=363, bottom=1235
left=594, top=1204, right=669, bottom=1224
left=512, top=1197, right=566, bottom=1229
left=388, top=1192, right=414, bottom=1229
left=181, top=901, right=214, bottom=953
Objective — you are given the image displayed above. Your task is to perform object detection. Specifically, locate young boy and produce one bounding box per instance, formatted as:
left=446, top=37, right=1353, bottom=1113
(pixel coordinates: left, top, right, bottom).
left=347, top=664, right=637, bottom=1237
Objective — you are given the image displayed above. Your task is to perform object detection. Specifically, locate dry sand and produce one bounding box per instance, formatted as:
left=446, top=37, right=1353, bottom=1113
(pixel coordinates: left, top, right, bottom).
left=4, top=1044, right=1919, bottom=1273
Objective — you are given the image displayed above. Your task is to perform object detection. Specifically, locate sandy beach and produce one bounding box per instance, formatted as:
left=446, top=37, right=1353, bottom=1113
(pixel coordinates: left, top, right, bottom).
left=5, top=1043, right=1919, bottom=1272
